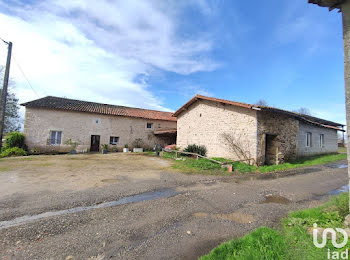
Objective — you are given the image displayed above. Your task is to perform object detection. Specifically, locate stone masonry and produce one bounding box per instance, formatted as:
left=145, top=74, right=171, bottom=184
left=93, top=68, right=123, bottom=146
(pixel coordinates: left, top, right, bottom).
left=176, top=99, right=258, bottom=160
left=24, top=108, right=177, bottom=153
left=256, top=111, right=299, bottom=166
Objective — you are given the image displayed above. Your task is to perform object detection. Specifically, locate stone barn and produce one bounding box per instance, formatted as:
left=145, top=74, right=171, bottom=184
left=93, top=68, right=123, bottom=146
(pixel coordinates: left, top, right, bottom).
left=22, top=96, right=177, bottom=153
left=173, top=95, right=344, bottom=165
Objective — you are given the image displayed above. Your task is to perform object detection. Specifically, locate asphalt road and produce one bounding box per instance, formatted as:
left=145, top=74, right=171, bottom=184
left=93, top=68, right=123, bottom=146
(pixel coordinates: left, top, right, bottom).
left=0, top=155, right=348, bottom=260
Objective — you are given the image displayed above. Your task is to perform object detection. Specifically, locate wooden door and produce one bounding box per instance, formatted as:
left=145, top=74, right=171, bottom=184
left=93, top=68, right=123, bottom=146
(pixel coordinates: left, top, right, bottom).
left=90, top=135, right=100, bottom=152
left=265, top=134, right=278, bottom=165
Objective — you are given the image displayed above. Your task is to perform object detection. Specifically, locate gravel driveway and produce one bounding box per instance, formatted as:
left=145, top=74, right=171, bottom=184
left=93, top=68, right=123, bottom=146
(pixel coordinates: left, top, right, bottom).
left=0, top=154, right=347, bottom=259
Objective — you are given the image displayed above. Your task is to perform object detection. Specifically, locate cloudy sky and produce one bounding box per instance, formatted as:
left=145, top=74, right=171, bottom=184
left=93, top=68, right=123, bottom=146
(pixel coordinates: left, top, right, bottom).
left=0, top=0, right=346, bottom=124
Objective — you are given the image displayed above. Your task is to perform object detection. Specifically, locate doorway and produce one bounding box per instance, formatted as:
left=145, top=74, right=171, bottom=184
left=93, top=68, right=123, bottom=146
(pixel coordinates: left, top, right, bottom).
left=265, top=134, right=278, bottom=165
left=90, top=135, right=100, bottom=152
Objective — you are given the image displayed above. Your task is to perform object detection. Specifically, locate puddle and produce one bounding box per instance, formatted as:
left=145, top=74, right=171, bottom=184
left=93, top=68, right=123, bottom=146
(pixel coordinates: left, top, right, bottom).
left=311, top=184, right=349, bottom=200
left=326, top=163, right=348, bottom=169
left=262, top=195, right=290, bottom=205
left=0, top=189, right=178, bottom=230
left=329, top=184, right=349, bottom=195
left=230, top=168, right=323, bottom=182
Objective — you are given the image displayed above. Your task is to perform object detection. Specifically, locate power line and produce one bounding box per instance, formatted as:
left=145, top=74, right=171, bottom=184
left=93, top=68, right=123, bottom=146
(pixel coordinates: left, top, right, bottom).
left=0, top=37, right=9, bottom=45
left=0, top=37, right=41, bottom=98
left=12, top=56, right=41, bottom=98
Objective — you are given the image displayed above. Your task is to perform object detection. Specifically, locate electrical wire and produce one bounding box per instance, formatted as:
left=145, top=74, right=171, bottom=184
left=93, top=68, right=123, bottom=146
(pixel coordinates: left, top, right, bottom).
left=0, top=37, right=42, bottom=99
left=12, top=56, right=41, bottom=98
left=0, top=37, right=9, bottom=45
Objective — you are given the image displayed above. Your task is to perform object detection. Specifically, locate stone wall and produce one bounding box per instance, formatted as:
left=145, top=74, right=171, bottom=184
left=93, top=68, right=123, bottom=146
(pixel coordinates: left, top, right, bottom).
left=176, top=100, right=258, bottom=161
left=297, top=122, right=338, bottom=157
left=23, top=108, right=177, bottom=153
left=257, top=111, right=299, bottom=165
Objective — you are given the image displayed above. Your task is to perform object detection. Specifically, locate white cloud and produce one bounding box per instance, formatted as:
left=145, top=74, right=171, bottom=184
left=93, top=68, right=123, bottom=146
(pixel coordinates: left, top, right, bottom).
left=0, top=0, right=217, bottom=112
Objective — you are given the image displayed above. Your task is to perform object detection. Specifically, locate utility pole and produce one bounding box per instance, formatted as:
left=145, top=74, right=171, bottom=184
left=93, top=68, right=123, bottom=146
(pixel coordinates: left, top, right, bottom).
left=308, top=0, right=350, bottom=211
left=342, top=1, right=350, bottom=212
left=0, top=41, right=12, bottom=150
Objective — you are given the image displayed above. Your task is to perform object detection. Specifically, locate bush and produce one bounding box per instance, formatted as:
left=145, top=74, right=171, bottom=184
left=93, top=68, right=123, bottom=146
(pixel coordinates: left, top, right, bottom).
left=183, top=144, right=207, bottom=156
left=3, top=132, right=27, bottom=151
left=132, top=138, right=144, bottom=148
left=0, top=147, right=27, bottom=158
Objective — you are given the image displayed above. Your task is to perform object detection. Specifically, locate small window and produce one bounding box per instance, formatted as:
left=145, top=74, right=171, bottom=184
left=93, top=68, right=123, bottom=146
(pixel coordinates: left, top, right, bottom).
left=146, top=123, right=153, bottom=129
left=50, top=131, right=62, bottom=145
left=320, top=134, right=324, bottom=148
left=110, top=136, right=119, bottom=145
left=306, top=132, right=312, bottom=147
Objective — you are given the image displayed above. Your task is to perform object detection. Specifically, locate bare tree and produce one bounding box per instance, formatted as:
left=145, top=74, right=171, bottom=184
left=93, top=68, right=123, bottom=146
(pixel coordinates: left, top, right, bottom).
left=293, top=107, right=311, bottom=116
left=0, top=66, right=21, bottom=133
left=255, top=99, right=268, bottom=106
left=221, top=132, right=255, bottom=164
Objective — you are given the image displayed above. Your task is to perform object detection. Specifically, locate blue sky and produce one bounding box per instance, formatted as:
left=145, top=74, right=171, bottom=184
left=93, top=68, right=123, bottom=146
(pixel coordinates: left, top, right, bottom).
left=0, top=0, right=346, bottom=124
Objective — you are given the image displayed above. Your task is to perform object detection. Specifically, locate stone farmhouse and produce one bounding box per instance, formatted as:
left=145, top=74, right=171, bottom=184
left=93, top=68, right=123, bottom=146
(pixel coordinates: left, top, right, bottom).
left=22, top=94, right=344, bottom=166
left=22, top=96, right=177, bottom=153
left=173, top=95, right=345, bottom=165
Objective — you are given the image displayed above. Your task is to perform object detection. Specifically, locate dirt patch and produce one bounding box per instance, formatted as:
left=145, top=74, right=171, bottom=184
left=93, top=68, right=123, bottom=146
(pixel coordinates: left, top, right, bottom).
left=194, top=211, right=255, bottom=224
left=101, top=179, right=118, bottom=183
left=176, top=182, right=221, bottom=192
left=0, top=153, right=173, bottom=199
left=262, top=194, right=290, bottom=205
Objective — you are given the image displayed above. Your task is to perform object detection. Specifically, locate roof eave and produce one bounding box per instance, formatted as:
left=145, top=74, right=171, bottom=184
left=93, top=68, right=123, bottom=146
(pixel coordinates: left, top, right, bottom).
left=172, top=94, right=253, bottom=117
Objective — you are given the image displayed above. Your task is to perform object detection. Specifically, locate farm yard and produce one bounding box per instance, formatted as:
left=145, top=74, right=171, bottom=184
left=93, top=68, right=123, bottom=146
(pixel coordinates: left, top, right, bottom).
left=0, top=153, right=348, bottom=259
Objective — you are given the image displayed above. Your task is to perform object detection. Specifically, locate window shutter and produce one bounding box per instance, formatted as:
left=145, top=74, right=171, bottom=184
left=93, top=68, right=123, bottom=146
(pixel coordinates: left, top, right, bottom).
left=57, top=131, right=62, bottom=144
left=50, top=131, right=56, bottom=145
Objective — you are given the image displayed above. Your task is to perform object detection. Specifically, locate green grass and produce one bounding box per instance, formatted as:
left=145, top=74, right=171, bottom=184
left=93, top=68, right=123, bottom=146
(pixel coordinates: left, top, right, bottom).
left=338, top=147, right=347, bottom=153
left=162, top=152, right=346, bottom=174
left=201, top=192, right=350, bottom=260
left=201, top=227, right=287, bottom=260
left=258, top=153, right=347, bottom=173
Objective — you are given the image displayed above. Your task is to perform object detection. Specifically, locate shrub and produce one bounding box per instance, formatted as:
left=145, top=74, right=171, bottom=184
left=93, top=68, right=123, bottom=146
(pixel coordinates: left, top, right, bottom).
left=0, top=147, right=27, bottom=158
left=65, top=138, right=79, bottom=150
left=101, top=144, right=109, bottom=150
left=3, top=132, right=27, bottom=151
left=132, top=138, right=144, bottom=148
left=183, top=144, right=207, bottom=156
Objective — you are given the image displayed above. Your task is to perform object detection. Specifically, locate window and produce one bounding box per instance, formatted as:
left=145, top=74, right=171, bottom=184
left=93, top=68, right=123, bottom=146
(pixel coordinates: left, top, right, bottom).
left=110, top=136, right=119, bottom=145
left=146, top=123, right=153, bottom=129
left=320, top=134, right=325, bottom=148
left=306, top=132, right=312, bottom=147
left=50, top=131, right=62, bottom=145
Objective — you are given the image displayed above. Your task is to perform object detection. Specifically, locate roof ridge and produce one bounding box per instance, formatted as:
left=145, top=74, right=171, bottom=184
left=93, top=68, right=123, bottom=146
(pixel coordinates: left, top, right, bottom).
left=21, top=96, right=176, bottom=121
left=22, top=96, right=174, bottom=114
left=173, top=94, right=344, bottom=127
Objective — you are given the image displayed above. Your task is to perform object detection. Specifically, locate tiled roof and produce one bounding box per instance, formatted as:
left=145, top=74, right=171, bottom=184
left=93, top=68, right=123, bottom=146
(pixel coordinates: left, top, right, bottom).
left=153, top=129, right=177, bottom=135
left=21, top=96, right=177, bottom=122
left=308, top=0, right=343, bottom=11
left=173, top=95, right=345, bottom=131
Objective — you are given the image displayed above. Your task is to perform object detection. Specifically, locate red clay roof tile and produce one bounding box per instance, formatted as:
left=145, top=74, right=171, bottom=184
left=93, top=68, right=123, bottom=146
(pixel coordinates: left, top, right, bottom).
left=21, top=96, right=177, bottom=122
